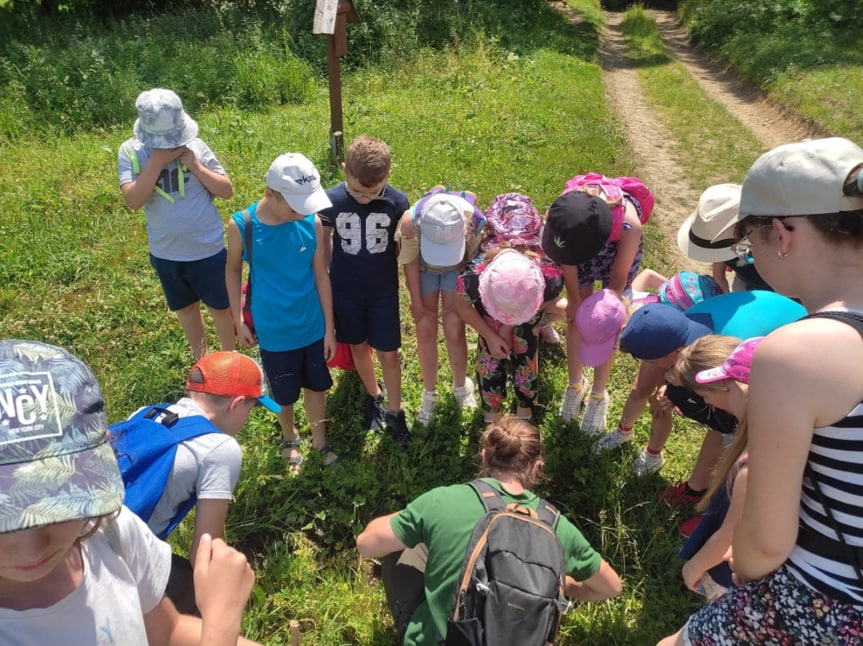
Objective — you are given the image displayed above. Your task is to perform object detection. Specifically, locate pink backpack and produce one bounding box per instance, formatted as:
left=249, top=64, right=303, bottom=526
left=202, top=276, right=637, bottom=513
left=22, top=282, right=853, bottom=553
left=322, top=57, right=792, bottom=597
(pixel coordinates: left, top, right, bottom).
left=562, top=173, right=654, bottom=243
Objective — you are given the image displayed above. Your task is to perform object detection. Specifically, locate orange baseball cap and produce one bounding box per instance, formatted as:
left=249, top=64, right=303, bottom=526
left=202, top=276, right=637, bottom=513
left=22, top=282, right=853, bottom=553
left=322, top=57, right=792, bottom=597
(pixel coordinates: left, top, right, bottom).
left=187, top=352, right=280, bottom=413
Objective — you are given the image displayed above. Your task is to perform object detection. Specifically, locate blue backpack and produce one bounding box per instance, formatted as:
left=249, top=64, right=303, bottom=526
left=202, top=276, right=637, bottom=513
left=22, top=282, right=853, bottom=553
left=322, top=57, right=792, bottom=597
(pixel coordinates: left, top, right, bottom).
left=109, top=404, right=217, bottom=539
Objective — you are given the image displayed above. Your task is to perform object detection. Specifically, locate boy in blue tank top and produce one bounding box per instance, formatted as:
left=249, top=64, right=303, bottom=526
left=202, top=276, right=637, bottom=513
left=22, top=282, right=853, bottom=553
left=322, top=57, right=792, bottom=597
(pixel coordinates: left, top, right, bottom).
left=226, top=153, right=339, bottom=471
left=318, top=135, right=412, bottom=446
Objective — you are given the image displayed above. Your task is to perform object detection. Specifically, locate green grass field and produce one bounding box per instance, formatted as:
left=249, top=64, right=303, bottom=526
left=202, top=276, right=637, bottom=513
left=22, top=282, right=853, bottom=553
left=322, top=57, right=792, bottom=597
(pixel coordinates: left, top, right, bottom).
left=1, top=0, right=861, bottom=643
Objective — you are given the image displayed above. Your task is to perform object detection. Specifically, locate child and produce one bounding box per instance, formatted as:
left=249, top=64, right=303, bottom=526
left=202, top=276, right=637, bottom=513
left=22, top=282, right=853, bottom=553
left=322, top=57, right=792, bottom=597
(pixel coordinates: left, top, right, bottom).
left=114, top=351, right=280, bottom=615
left=226, top=153, right=339, bottom=472
left=455, top=247, right=564, bottom=422
left=118, top=88, right=235, bottom=359
left=319, top=135, right=412, bottom=445
left=396, top=187, right=486, bottom=425
left=0, top=339, right=258, bottom=645
left=542, top=175, right=654, bottom=436
left=670, top=336, right=762, bottom=601
left=676, top=183, right=772, bottom=292
left=629, top=270, right=724, bottom=311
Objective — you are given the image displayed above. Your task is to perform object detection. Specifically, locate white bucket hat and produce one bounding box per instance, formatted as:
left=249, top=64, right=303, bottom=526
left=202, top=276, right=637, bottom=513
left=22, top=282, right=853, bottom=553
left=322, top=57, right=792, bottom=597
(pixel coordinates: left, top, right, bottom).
left=133, top=88, right=198, bottom=149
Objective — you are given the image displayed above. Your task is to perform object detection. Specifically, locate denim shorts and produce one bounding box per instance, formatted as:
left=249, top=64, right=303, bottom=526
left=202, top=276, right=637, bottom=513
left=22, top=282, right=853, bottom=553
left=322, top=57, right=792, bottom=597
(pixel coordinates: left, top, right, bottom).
left=420, top=268, right=459, bottom=295
left=260, top=338, right=333, bottom=405
left=149, top=249, right=229, bottom=311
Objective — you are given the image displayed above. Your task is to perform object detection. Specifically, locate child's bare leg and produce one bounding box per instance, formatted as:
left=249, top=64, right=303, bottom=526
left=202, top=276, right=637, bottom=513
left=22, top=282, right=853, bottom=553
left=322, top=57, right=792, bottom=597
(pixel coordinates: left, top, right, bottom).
left=304, top=388, right=337, bottom=464
left=631, top=268, right=667, bottom=293
left=276, top=404, right=302, bottom=472
left=440, top=290, right=468, bottom=388
left=377, top=349, right=402, bottom=412
left=175, top=302, right=208, bottom=359
left=416, top=291, right=441, bottom=392
left=685, top=429, right=724, bottom=491
left=351, top=342, right=383, bottom=397
left=207, top=306, right=236, bottom=351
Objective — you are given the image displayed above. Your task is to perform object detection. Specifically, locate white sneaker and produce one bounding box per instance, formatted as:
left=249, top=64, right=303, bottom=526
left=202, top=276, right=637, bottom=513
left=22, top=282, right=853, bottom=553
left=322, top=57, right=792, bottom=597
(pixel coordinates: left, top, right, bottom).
left=580, top=391, right=610, bottom=437
left=540, top=323, right=560, bottom=344
left=559, top=377, right=589, bottom=423
left=632, top=447, right=665, bottom=476
left=594, top=427, right=633, bottom=453
left=417, top=390, right=437, bottom=425
left=453, top=378, right=478, bottom=410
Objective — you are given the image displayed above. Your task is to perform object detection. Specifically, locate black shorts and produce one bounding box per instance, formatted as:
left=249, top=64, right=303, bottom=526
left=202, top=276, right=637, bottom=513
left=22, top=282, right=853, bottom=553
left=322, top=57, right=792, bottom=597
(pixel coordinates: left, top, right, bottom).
left=260, top=338, right=333, bottom=405
left=333, top=292, right=401, bottom=352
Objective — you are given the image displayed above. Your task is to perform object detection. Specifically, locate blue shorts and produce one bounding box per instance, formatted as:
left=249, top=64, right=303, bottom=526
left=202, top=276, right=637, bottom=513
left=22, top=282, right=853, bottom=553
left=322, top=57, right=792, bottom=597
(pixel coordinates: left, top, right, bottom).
left=150, top=250, right=229, bottom=311
left=420, top=268, right=458, bottom=295
left=333, top=293, right=401, bottom=352
left=260, top=339, right=333, bottom=406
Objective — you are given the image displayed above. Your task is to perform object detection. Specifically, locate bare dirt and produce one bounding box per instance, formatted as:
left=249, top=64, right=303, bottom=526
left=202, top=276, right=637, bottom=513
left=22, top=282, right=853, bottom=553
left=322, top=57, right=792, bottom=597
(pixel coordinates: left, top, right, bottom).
left=550, top=6, right=823, bottom=274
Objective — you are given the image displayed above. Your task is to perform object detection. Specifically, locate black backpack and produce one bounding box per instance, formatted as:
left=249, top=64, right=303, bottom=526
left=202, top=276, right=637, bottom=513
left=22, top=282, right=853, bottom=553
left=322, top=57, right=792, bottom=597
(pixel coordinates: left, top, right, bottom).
left=445, top=479, right=572, bottom=646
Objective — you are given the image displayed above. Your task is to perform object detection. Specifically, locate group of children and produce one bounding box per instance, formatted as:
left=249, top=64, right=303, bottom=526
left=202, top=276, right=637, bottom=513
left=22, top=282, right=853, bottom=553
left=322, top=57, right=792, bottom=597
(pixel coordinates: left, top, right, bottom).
left=5, top=86, right=857, bottom=644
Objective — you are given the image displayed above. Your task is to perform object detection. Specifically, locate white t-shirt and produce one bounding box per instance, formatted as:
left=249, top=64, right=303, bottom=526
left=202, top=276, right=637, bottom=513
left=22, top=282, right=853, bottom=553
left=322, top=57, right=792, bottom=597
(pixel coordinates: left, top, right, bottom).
left=145, top=398, right=242, bottom=538
left=117, top=137, right=228, bottom=262
left=0, top=507, right=171, bottom=645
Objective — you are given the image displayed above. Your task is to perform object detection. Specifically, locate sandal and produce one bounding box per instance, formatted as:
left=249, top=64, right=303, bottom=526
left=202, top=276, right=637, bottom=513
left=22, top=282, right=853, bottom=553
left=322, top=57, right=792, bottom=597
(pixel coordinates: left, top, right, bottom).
left=280, top=437, right=304, bottom=473
left=318, top=443, right=342, bottom=466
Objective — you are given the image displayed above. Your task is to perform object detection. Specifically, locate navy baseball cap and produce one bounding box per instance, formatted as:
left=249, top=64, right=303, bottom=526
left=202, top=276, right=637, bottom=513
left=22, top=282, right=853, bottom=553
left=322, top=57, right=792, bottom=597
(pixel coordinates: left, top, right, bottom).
left=619, top=303, right=713, bottom=360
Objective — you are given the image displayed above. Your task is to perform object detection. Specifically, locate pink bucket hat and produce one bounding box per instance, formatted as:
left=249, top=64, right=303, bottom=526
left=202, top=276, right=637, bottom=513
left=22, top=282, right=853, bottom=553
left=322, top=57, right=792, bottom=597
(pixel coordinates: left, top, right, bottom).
left=575, top=289, right=626, bottom=366
left=478, top=250, right=545, bottom=326
left=696, top=336, right=765, bottom=385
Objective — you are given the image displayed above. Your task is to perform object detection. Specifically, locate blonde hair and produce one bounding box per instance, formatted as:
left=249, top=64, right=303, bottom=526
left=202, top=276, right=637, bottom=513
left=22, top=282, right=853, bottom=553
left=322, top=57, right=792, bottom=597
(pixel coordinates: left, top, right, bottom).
left=344, top=135, right=391, bottom=186
left=697, top=416, right=748, bottom=512
left=668, top=334, right=742, bottom=392
left=479, top=416, right=543, bottom=489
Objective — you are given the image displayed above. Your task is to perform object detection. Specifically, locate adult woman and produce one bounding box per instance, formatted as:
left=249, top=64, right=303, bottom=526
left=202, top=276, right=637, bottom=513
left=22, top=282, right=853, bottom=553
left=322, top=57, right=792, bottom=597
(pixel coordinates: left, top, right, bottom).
left=659, top=137, right=863, bottom=644
left=357, top=416, right=621, bottom=645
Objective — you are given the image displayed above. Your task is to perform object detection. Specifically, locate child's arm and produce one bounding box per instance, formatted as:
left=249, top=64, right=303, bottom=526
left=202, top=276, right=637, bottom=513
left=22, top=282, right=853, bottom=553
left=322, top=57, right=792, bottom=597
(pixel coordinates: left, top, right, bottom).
left=225, top=219, right=255, bottom=347
left=454, top=296, right=510, bottom=359
left=178, top=147, right=233, bottom=200
left=144, top=534, right=259, bottom=646
left=606, top=205, right=642, bottom=296
left=121, top=147, right=184, bottom=211
left=396, top=213, right=430, bottom=324
left=712, top=262, right=730, bottom=293
left=190, top=499, right=230, bottom=565
left=631, top=268, right=667, bottom=293
left=681, top=467, right=748, bottom=592
left=313, top=216, right=337, bottom=361
left=560, top=265, right=582, bottom=323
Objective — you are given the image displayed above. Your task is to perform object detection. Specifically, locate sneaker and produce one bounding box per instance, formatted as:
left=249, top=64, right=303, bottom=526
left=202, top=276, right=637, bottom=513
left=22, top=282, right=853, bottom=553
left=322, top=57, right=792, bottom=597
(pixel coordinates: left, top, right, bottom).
left=540, top=323, right=560, bottom=344
left=385, top=409, right=412, bottom=446
left=418, top=390, right=437, bottom=425
left=661, top=481, right=705, bottom=506
left=678, top=514, right=705, bottom=538
left=632, top=447, right=665, bottom=476
left=580, top=391, right=610, bottom=437
left=594, top=427, right=633, bottom=453
left=559, top=376, right=589, bottom=423
left=363, top=393, right=386, bottom=431
left=453, top=377, right=478, bottom=410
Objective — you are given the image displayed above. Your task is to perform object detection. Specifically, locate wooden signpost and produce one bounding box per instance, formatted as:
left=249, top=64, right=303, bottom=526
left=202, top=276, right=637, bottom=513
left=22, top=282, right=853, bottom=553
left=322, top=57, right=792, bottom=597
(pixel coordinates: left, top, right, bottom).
left=314, top=0, right=360, bottom=165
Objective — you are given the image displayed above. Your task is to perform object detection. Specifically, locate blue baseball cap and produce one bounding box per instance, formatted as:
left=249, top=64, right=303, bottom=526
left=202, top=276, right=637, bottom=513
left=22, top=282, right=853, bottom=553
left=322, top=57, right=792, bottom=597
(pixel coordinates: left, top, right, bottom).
left=619, top=303, right=713, bottom=360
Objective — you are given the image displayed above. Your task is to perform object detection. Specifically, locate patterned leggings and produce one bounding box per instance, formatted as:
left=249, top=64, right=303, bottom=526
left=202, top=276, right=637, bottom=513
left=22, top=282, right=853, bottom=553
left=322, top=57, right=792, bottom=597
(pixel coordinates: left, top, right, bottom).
left=475, top=319, right=541, bottom=413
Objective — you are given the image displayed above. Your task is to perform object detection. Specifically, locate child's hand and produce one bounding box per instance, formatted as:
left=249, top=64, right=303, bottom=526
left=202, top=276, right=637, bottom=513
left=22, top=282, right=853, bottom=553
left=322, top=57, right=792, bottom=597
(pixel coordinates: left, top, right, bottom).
left=484, top=333, right=510, bottom=360
left=681, top=559, right=703, bottom=592
left=409, top=301, right=435, bottom=326
left=194, top=533, right=255, bottom=624
left=177, top=145, right=198, bottom=170
left=148, top=146, right=184, bottom=168
left=237, top=321, right=257, bottom=348
left=323, top=329, right=337, bottom=362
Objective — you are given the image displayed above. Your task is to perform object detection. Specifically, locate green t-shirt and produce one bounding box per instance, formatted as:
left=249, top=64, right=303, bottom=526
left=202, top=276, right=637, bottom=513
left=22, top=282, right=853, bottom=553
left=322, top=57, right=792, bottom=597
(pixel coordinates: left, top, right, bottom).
left=390, top=478, right=601, bottom=645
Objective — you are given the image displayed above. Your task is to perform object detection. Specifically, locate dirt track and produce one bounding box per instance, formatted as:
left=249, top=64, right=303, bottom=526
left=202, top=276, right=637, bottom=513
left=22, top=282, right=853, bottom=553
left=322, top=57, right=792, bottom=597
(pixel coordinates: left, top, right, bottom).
left=553, top=6, right=821, bottom=274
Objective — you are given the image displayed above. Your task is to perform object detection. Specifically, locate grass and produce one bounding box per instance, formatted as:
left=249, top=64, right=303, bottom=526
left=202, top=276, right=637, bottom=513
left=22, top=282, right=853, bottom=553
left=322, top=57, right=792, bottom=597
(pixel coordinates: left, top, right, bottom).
left=1, top=0, right=862, bottom=644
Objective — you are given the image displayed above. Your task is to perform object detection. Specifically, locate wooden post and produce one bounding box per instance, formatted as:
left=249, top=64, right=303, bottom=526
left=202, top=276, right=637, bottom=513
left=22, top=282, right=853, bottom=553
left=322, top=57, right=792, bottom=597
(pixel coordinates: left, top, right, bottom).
left=315, top=0, right=360, bottom=166
left=289, top=619, right=301, bottom=646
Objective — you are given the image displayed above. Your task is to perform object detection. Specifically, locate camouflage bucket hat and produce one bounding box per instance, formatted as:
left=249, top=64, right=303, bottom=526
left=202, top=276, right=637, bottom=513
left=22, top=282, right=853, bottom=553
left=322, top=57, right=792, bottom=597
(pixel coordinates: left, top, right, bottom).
left=0, top=340, right=124, bottom=534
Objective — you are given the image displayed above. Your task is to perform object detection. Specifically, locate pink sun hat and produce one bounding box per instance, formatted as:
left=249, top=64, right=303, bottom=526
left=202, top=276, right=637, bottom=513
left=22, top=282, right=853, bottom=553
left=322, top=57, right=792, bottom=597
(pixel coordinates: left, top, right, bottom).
left=478, top=250, right=545, bottom=326
left=696, top=336, right=765, bottom=385
left=575, top=289, right=626, bottom=366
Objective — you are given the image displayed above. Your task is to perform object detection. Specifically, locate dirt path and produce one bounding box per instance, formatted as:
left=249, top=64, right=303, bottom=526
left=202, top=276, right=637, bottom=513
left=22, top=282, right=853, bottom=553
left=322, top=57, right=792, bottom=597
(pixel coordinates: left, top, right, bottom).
left=556, top=7, right=821, bottom=274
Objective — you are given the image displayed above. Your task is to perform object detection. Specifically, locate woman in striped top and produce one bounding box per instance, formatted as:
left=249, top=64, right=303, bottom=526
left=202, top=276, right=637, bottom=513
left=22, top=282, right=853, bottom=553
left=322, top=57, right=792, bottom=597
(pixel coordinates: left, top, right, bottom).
left=659, top=138, right=863, bottom=645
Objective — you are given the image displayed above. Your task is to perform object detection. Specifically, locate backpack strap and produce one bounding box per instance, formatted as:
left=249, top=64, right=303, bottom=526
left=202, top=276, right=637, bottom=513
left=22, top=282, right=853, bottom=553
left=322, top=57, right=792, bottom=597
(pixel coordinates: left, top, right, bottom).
left=121, top=142, right=183, bottom=204
left=468, top=479, right=560, bottom=529
left=242, top=209, right=253, bottom=319
left=803, top=310, right=863, bottom=337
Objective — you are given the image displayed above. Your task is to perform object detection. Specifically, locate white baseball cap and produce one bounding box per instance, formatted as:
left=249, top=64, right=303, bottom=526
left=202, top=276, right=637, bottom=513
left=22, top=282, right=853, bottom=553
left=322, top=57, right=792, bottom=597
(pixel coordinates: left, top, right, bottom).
left=417, top=194, right=470, bottom=267
left=265, top=153, right=332, bottom=215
